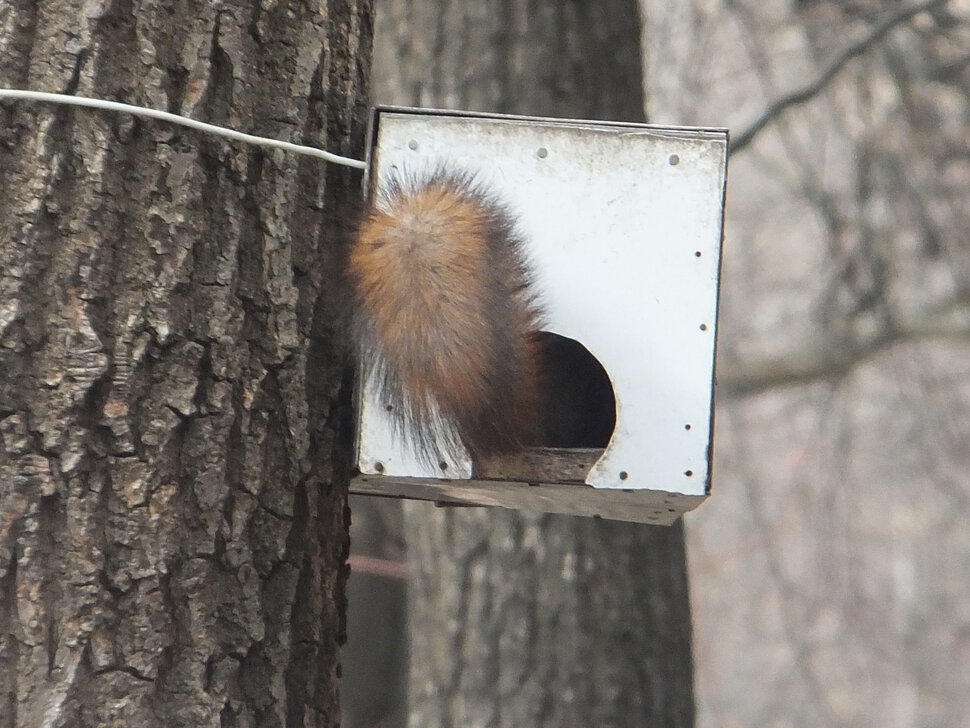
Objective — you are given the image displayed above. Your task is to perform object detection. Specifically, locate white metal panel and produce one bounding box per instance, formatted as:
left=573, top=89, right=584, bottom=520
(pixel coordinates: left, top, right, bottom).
left=356, top=368, right=471, bottom=479
left=355, top=109, right=726, bottom=504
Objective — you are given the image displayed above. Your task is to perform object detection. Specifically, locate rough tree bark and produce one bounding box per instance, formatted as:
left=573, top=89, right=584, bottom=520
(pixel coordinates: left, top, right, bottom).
left=368, top=2, right=696, bottom=726
left=0, top=2, right=372, bottom=726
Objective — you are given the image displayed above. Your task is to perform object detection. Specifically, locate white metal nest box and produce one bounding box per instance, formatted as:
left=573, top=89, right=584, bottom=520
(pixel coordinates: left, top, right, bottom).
left=350, top=106, right=728, bottom=525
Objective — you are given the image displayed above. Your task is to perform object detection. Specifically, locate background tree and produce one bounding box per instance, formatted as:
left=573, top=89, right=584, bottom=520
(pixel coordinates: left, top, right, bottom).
left=348, top=1, right=695, bottom=726
left=0, top=2, right=372, bottom=726
left=640, top=0, right=970, bottom=725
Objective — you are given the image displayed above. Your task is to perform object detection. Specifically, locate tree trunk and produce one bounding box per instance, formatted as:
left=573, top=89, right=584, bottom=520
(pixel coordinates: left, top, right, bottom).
left=369, top=2, right=695, bottom=726
left=0, top=2, right=372, bottom=726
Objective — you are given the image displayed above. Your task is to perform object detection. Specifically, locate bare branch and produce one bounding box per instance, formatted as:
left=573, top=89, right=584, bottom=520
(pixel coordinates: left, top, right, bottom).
left=717, top=297, right=970, bottom=398
left=730, top=0, right=948, bottom=156
left=717, top=333, right=894, bottom=397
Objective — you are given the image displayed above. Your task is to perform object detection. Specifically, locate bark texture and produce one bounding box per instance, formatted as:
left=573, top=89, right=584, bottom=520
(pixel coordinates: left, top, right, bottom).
left=0, top=1, right=372, bottom=726
left=369, top=1, right=696, bottom=726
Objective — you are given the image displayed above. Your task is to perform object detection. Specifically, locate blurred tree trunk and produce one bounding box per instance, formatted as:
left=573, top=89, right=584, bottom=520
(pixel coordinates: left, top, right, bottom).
left=0, top=1, right=372, bottom=726
left=343, top=495, right=408, bottom=728
left=367, top=2, right=696, bottom=726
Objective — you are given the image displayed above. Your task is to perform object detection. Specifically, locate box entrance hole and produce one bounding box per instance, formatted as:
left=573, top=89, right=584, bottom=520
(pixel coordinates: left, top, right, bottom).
left=530, top=332, right=616, bottom=449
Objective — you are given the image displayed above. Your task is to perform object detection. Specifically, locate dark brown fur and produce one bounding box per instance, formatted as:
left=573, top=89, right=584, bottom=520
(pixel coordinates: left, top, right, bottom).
left=349, top=169, right=543, bottom=462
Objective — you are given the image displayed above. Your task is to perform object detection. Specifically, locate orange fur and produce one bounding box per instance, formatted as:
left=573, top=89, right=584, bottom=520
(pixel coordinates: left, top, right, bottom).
left=350, top=169, right=543, bottom=462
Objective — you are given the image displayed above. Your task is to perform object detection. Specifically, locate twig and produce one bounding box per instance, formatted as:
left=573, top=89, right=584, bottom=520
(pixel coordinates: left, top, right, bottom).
left=730, top=0, right=948, bottom=156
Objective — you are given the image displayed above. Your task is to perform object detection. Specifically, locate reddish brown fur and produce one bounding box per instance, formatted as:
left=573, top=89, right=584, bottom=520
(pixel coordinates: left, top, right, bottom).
left=349, top=170, right=543, bottom=461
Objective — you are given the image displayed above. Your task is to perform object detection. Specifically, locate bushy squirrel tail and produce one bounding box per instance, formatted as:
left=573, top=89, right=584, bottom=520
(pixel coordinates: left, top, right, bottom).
left=349, top=168, right=543, bottom=461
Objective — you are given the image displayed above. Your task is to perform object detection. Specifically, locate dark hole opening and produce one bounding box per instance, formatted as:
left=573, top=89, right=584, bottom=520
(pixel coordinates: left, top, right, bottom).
left=529, top=331, right=617, bottom=449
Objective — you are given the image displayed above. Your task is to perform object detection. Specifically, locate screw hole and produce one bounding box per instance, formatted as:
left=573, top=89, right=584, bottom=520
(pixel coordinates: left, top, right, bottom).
left=684, top=423, right=692, bottom=430
left=684, top=470, right=693, bottom=477
left=669, top=153, right=680, bottom=166
left=619, top=471, right=629, bottom=480
left=375, top=462, right=385, bottom=473
left=537, top=147, right=548, bottom=159
left=699, top=323, right=708, bottom=331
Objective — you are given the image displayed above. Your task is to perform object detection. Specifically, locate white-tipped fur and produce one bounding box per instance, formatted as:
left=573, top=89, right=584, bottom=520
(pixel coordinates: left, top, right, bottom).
left=349, top=168, right=543, bottom=462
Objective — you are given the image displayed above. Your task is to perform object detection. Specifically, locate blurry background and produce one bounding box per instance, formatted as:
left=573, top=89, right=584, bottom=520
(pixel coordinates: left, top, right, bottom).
left=345, top=1, right=970, bottom=726
left=651, top=1, right=970, bottom=726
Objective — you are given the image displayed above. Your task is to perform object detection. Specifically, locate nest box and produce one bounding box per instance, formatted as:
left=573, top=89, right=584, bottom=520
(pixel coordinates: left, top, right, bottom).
left=350, top=106, right=728, bottom=525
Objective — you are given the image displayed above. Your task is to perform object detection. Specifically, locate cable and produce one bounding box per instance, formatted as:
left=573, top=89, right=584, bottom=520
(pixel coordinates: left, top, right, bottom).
left=0, top=88, right=368, bottom=170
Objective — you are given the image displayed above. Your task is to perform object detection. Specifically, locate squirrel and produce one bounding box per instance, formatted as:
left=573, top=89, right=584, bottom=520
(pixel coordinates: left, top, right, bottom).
left=348, top=168, right=545, bottom=463
left=348, top=167, right=617, bottom=464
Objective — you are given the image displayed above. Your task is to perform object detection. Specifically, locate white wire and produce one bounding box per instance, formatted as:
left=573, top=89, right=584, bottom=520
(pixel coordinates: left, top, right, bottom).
left=0, top=88, right=368, bottom=170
